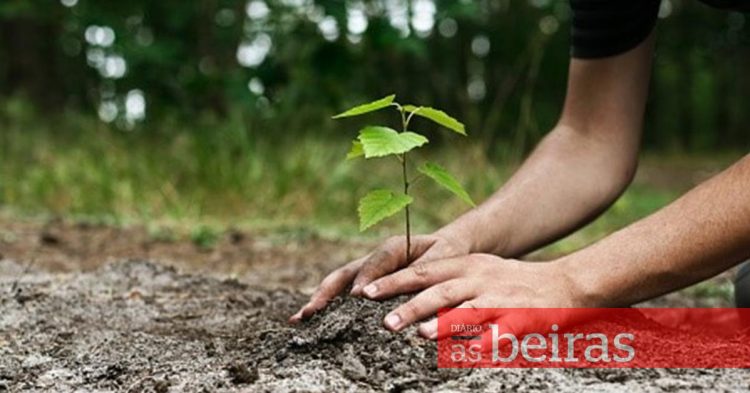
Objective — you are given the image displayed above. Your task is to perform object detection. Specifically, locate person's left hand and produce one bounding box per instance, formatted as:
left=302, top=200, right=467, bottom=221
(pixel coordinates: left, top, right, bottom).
left=359, top=253, right=586, bottom=339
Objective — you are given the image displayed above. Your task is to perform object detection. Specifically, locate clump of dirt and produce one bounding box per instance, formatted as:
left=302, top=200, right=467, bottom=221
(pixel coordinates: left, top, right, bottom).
left=248, top=293, right=470, bottom=392
left=1, top=259, right=749, bottom=392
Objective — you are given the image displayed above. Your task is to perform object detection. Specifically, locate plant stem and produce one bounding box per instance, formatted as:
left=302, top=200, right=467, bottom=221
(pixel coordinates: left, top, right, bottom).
left=402, top=152, right=411, bottom=262
left=399, top=106, right=411, bottom=262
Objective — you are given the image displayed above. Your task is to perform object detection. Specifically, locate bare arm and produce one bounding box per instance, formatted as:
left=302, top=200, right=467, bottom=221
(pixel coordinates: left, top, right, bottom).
left=291, top=33, right=657, bottom=323
left=438, top=33, right=655, bottom=257
left=366, top=155, right=750, bottom=336
left=563, top=153, right=750, bottom=306
left=359, top=30, right=750, bottom=333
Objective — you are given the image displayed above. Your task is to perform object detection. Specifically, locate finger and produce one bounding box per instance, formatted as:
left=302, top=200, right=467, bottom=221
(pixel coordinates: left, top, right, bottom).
left=476, top=309, right=557, bottom=352
left=421, top=298, right=499, bottom=340
left=289, top=259, right=363, bottom=323
left=473, top=313, right=535, bottom=362
left=419, top=318, right=439, bottom=339
left=419, top=296, right=505, bottom=340
left=351, top=236, right=435, bottom=295
left=383, top=279, right=474, bottom=331
left=362, top=257, right=465, bottom=300
left=289, top=269, right=354, bottom=323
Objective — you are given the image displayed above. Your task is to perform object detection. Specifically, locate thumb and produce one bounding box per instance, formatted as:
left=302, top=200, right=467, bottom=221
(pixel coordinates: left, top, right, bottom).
left=351, top=235, right=437, bottom=294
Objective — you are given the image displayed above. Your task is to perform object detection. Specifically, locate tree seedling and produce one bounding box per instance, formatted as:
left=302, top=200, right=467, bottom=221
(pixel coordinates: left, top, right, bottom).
left=333, top=94, right=475, bottom=262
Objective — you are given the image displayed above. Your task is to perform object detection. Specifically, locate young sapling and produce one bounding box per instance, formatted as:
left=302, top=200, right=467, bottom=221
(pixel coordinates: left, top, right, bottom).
left=332, top=94, right=475, bottom=262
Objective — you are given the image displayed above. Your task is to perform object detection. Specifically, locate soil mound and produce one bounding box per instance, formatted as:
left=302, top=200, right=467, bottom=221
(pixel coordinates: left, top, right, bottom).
left=1, top=260, right=748, bottom=392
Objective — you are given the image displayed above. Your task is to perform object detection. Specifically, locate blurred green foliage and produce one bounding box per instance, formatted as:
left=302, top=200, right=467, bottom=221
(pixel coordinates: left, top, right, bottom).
left=0, top=98, right=503, bottom=232
left=1, top=0, right=747, bottom=151
left=191, top=224, right=222, bottom=250
left=0, top=0, right=748, bottom=251
left=0, top=97, right=696, bottom=252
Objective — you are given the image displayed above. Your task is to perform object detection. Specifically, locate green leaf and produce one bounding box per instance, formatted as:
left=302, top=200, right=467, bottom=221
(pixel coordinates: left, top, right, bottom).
left=418, top=162, right=475, bottom=206
left=332, top=94, right=396, bottom=119
left=346, top=140, right=364, bottom=160
left=358, top=189, right=413, bottom=231
left=403, top=105, right=466, bottom=135
left=357, top=126, right=428, bottom=158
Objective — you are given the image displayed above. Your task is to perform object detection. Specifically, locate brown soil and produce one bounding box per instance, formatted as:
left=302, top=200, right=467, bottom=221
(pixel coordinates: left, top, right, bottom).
left=0, top=216, right=737, bottom=307
left=2, top=260, right=749, bottom=392
left=1, top=216, right=747, bottom=392
left=0, top=216, right=371, bottom=292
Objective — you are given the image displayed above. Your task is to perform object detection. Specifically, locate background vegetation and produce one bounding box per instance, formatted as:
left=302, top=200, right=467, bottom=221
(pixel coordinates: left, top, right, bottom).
left=1, top=0, right=748, bottom=249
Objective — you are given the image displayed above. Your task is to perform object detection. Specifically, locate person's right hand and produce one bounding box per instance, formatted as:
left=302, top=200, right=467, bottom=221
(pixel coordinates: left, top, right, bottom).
left=288, top=232, right=470, bottom=323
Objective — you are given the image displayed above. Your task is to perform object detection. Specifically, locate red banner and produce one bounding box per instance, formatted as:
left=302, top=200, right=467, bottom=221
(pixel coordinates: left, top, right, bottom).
left=437, top=308, right=750, bottom=368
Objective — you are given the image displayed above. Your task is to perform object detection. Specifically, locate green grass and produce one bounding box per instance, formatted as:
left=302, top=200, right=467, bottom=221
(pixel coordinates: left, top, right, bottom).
left=684, top=280, right=735, bottom=303
left=537, top=185, right=678, bottom=257
left=1, top=101, right=736, bottom=255
left=0, top=103, right=509, bottom=236
left=190, top=225, right=222, bottom=250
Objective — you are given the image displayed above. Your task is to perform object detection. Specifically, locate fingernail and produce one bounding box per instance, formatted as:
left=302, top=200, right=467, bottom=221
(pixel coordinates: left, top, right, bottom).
left=289, top=312, right=301, bottom=324
left=384, top=313, right=402, bottom=330
left=350, top=284, right=361, bottom=295
left=419, top=321, right=437, bottom=339
left=363, top=284, right=378, bottom=298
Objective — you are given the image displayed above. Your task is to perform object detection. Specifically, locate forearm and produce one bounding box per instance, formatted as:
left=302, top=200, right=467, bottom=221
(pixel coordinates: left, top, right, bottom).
left=563, top=154, right=750, bottom=307
left=439, top=125, right=635, bottom=257
left=436, top=35, right=654, bottom=257
left=436, top=124, right=636, bottom=256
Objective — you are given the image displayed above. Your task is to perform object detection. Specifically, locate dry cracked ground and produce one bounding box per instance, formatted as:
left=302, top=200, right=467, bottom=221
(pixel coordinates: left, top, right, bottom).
left=0, top=218, right=749, bottom=392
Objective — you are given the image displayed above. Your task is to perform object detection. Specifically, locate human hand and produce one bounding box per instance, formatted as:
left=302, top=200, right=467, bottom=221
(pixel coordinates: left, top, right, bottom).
left=358, top=253, right=584, bottom=339
left=289, top=232, right=470, bottom=323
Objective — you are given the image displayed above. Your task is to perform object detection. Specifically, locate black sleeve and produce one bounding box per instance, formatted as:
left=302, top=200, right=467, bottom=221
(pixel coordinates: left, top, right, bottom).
left=570, top=0, right=661, bottom=59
